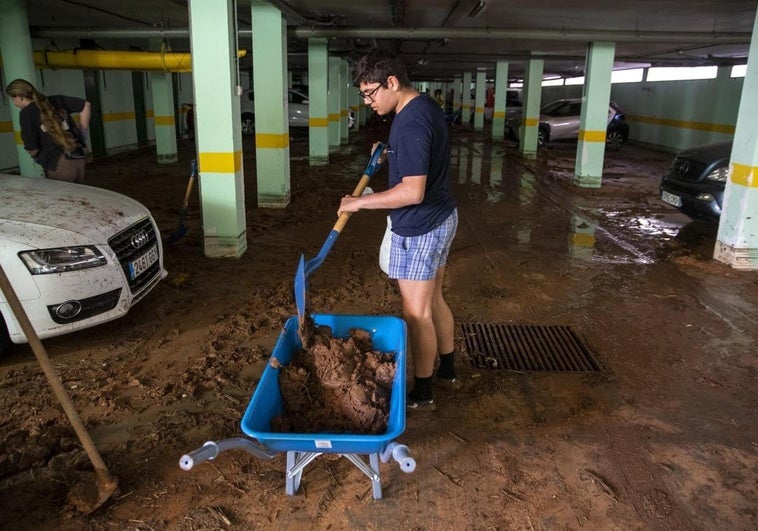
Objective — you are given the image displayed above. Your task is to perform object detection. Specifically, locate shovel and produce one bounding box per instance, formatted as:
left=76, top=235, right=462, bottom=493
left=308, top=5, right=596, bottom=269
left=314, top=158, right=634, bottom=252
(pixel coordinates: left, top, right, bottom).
left=295, top=143, right=385, bottom=327
left=0, top=264, right=119, bottom=513
left=166, top=159, right=197, bottom=244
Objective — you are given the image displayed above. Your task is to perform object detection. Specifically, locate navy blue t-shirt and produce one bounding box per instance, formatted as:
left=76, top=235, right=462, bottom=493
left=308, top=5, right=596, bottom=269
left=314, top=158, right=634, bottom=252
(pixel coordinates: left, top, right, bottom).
left=387, top=93, right=456, bottom=237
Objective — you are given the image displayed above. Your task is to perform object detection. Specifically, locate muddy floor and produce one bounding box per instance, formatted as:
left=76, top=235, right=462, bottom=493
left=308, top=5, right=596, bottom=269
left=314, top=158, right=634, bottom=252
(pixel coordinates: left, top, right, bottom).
left=0, top=124, right=756, bottom=530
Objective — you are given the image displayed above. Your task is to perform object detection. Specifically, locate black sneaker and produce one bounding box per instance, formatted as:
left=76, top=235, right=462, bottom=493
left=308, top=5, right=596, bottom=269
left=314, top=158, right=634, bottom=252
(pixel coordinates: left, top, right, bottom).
left=407, top=387, right=436, bottom=411
left=436, top=373, right=462, bottom=390
left=406, top=396, right=436, bottom=411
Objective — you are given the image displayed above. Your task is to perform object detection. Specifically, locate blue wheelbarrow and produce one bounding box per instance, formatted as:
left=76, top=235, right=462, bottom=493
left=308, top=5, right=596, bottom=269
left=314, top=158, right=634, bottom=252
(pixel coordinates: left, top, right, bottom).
left=179, top=313, right=415, bottom=499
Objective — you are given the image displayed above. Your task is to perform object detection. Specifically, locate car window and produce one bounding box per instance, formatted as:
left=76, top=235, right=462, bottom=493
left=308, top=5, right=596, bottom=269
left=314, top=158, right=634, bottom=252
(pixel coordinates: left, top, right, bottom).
left=568, top=102, right=582, bottom=116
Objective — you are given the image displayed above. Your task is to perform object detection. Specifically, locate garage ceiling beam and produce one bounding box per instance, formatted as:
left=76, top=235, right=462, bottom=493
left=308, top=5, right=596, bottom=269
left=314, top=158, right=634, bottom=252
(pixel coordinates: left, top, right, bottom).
left=30, top=26, right=751, bottom=45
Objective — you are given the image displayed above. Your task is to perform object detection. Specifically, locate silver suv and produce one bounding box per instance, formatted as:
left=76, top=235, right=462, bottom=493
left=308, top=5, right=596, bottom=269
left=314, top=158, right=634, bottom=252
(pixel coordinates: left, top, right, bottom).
left=507, top=98, right=630, bottom=151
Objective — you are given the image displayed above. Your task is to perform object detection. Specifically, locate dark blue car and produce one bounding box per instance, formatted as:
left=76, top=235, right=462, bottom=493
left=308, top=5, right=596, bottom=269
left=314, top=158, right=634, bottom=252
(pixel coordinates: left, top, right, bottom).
left=660, top=141, right=731, bottom=220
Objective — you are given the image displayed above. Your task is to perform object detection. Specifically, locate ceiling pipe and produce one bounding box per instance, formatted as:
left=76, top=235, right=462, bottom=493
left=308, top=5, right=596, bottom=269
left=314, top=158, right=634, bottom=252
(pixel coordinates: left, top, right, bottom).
left=0, top=49, right=247, bottom=72
left=30, top=26, right=752, bottom=45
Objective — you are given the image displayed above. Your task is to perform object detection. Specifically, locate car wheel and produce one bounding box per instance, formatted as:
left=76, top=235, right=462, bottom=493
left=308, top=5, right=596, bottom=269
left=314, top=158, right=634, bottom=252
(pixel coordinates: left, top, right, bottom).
left=241, top=113, right=255, bottom=136
left=537, top=127, right=548, bottom=147
left=606, top=129, right=625, bottom=151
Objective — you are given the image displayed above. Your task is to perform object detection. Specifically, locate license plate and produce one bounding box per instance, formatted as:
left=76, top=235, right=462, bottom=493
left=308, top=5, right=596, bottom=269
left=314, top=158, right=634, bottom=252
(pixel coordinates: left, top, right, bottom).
left=128, top=245, right=158, bottom=280
left=661, top=190, right=682, bottom=208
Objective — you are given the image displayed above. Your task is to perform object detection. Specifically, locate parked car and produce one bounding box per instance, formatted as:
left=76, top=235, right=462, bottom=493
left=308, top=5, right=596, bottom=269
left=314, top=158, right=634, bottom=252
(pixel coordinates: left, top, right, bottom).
left=506, top=98, right=629, bottom=150
left=241, top=88, right=354, bottom=136
left=659, top=140, right=731, bottom=220
left=0, top=176, right=167, bottom=352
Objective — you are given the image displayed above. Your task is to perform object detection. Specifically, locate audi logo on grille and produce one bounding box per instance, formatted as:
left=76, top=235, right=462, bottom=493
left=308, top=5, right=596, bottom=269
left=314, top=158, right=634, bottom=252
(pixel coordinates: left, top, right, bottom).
left=130, top=230, right=149, bottom=249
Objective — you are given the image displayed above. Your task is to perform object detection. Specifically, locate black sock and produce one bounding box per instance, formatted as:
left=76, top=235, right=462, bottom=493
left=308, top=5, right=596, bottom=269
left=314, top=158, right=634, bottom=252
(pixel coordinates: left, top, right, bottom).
left=437, top=352, right=456, bottom=379
left=409, top=376, right=433, bottom=400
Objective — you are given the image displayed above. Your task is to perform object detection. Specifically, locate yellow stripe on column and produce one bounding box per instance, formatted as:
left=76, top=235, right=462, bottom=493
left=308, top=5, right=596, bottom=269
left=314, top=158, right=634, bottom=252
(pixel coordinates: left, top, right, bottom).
left=731, top=163, right=758, bottom=187
left=340, top=109, right=348, bottom=117
left=309, top=117, right=328, bottom=127
left=255, top=132, right=290, bottom=149
left=493, top=111, right=506, bottom=119
left=146, top=109, right=154, bottom=118
left=523, top=117, right=539, bottom=127
left=475, top=107, right=484, bottom=113
left=199, top=150, right=242, bottom=173
left=328, top=113, right=340, bottom=122
left=154, top=115, right=175, bottom=126
left=579, top=129, right=607, bottom=142
left=0, top=121, right=13, bottom=133
left=103, top=112, right=136, bottom=122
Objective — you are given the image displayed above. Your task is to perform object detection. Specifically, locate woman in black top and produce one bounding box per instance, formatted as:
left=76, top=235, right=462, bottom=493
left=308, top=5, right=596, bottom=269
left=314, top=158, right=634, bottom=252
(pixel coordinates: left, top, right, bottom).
left=5, top=78, right=90, bottom=183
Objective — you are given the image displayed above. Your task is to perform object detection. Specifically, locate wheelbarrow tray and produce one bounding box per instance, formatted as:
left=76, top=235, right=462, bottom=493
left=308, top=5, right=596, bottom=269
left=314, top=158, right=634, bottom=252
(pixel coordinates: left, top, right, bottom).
left=240, top=313, right=407, bottom=454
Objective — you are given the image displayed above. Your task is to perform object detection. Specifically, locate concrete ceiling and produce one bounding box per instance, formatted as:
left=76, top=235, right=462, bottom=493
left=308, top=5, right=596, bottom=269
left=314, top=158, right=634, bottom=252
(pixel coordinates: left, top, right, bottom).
left=25, top=0, right=757, bottom=81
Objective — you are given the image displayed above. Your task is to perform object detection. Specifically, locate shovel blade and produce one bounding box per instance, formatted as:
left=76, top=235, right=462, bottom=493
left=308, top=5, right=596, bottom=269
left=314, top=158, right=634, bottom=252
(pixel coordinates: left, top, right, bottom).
left=294, top=254, right=307, bottom=324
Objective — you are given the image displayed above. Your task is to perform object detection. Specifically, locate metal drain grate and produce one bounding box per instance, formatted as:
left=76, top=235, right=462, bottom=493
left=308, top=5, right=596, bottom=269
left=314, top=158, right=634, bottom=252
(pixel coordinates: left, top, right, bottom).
left=460, top=322, right=602, bottom=372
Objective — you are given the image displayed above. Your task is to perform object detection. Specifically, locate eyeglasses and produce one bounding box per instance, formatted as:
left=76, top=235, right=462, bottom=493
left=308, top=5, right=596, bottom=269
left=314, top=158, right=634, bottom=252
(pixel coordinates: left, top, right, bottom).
left=358, top=83, right=385, bottom=103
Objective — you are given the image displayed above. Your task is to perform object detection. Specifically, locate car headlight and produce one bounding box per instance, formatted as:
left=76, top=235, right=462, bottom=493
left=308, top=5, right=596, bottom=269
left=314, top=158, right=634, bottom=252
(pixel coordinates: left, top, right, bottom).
left=706, top=167, right=728, bottom=182
left=18, top=246, right=107, bottom=275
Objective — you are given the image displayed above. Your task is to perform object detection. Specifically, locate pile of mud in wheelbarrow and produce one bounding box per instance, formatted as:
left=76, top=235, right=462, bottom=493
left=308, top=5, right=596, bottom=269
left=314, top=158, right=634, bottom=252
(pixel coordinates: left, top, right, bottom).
left=180, top=145, right=416, bottom=500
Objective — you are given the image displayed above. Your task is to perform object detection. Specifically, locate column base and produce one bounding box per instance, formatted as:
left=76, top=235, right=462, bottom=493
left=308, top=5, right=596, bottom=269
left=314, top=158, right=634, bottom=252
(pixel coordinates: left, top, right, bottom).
left=258, top=190, right=291, bottom=208
left=574, top=174, right=603, bottom=188
left=204, top=231, right=247, bottom=258
left=157, top=153, right=179, bottom=164
left=713, top=240, right=758, bottom=270
left=309, top=155, right=329, bottom=166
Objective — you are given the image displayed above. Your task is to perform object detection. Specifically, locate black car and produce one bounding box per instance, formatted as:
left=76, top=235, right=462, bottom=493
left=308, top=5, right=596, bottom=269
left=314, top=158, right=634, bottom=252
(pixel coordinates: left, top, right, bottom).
left=659, top=141, right=731, bottom=220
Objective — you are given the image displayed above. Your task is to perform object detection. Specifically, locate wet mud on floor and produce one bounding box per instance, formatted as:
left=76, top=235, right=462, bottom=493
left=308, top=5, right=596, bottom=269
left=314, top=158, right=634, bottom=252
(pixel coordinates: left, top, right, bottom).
left=0, top=126, right=756, bottom=530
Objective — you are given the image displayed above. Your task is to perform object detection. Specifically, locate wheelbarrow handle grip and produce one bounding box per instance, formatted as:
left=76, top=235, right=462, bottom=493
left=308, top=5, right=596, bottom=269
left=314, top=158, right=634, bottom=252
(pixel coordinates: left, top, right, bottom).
left=332, top=142, right=385, bottom=234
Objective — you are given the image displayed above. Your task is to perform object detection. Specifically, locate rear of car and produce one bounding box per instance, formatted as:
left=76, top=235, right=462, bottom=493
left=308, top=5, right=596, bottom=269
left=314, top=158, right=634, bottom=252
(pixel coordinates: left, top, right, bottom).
left=0, top=176, right=167, bottom=348
left=659, top=141, right=731, bottom=220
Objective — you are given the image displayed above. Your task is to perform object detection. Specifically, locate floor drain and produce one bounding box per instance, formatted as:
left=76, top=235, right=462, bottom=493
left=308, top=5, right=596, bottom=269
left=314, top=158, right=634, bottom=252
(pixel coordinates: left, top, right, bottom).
left=460, top=322, right=602, bottom=372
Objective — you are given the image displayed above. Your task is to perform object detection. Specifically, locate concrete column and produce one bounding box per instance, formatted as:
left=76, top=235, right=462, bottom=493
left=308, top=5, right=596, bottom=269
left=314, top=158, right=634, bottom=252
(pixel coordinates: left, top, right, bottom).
left=349, top=88, right=360, bottom=132
left=474, top=70, right=486, bottom=131
left=189, top=0, right=246, bottom=257
left=519, top=58, right=544, bottom=159
left=714, top=7, right=758, bottom=270
left=328, top=57, right=340, bottom=151
left=251, top=1, right=291, bottom=208
left=0, top=0, right=41, bottom=177
left=307, top=38, right=329, bottom=166
left=148, top=73, right=178, bottom=163
left=462, top=72, right=472, bottom=125
left=340, top=58, right=349, bottom=144
left=453, top=76, right=462, bottom=117
left=492, top=61, right=509, bottom=140
left=574, top=42, right=615, bottom=188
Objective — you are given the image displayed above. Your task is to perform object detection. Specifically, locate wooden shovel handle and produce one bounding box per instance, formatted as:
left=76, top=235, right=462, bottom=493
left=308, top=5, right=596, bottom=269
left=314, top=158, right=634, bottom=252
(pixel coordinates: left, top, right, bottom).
left=333, top=173, right=371, bottom=233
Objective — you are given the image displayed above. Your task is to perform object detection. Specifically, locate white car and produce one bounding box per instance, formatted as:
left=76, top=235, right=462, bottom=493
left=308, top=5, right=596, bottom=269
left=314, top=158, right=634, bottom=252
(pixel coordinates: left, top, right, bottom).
left=0, top=176, right=167, bottom=351
left=240, top=87, right=354, bottom=136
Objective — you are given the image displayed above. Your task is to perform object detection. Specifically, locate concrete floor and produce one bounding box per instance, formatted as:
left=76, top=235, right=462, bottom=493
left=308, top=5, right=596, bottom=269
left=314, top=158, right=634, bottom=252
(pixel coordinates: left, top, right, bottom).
left=1, top=125, right=756, bottom=529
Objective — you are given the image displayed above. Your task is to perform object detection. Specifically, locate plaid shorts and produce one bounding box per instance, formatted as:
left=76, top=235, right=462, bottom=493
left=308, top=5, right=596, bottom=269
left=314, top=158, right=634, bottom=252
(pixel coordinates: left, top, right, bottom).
left=388, top=209, right=458, bottom=281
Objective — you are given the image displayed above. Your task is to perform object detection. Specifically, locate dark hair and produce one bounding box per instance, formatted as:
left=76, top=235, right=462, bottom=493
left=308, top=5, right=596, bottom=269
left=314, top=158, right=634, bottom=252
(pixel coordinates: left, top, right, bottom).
left=352, top=49, right=411, bottom=88
left=5, top=78, right=76, bottom=151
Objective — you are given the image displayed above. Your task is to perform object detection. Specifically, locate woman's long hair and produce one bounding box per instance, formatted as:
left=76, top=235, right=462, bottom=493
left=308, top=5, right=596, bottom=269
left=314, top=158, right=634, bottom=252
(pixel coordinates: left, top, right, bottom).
left=5, top=78, right=76, bottom=150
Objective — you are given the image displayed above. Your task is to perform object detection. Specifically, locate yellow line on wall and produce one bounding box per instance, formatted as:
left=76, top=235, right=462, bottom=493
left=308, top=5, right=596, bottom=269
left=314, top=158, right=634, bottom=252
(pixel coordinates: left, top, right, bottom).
left=731, top=162, right=758, bottom=188
left=328, top=113, right=340, bottom=122
left=309, top=117, right=328, bottom=127
left=14, top=131, right=22, bottom=144
left=255, top=132, right=290, bottom=149
left=199, top=150, right=242, bottom=174
left=523, top=117, right=539, bottom=127
left=493, top=111, right=506, bottom=119
left=154, top=115, right=175, bottom=126
left=579, top=129, right=607, bottom=142
left=627, top=114, right=735, bottom=134
left=146, top=109, right=154, bottom=118
left=0, top=121, right=13, bottom=133
left=103, top=111, right=136, bottom=122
